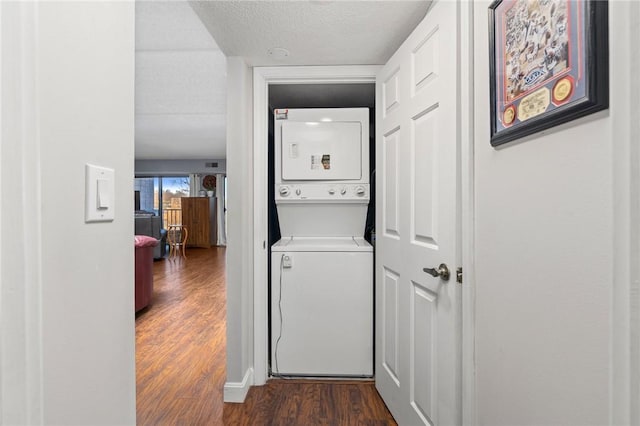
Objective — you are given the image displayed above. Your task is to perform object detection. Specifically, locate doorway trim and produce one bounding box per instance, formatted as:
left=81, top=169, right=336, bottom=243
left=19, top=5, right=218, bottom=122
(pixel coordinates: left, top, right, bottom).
left=612, top=2, right=640, bottom=423
left=252, top=65, right=380, bottom=385
left=459, top=1, right=477, bottom=423
left=0, top=2, right=44, bottom=423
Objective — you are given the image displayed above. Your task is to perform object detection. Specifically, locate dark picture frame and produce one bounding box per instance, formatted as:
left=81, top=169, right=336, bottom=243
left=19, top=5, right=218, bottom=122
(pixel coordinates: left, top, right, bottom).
left=488, top=0, right=608, bottom=147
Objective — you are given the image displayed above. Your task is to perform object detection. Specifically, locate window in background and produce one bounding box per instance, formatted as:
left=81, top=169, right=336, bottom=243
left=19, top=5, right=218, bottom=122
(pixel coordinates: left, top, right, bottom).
left=161, top=176, right=190, bottom=228
left=134, top=176, right=190, bottom=228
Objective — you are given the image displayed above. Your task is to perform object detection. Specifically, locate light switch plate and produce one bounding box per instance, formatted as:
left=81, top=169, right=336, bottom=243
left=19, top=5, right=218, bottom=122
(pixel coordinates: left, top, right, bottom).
left=85, top=164, right=115, bottom=223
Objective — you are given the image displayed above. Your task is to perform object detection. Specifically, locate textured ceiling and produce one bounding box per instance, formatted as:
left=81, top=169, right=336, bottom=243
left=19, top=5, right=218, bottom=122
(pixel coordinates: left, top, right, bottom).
left=191, top=1, right=430, bottom=66
left=135, top=1, right=227, bottom=160
left=136, top=0, right=431, bottom=161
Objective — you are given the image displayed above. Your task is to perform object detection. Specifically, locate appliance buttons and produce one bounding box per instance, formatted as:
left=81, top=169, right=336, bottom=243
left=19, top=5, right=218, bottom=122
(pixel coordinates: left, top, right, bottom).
left=340, top=187, right=347, bottom=195
left=355, top=186, right=366, bottom=196
left=295, top=188, right=301, bottom=196
left=279, top=186, right=290, bottom=196
left=328, top=188, right=336, bottom=195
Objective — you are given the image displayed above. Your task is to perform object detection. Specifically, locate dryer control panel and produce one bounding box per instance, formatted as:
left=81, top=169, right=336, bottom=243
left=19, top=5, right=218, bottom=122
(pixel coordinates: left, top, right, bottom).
left=276, top=183, right=370, bottom=203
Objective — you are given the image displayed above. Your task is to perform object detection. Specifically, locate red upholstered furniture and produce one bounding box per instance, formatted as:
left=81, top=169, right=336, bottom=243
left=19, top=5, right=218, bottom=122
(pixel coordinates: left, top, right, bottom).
left=135, top=235, right=158, bottom=312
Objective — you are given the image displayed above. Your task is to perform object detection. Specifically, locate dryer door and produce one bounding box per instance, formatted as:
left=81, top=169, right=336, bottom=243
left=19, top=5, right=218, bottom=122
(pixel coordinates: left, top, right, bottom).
left=281, top=121, right=362, bottom=181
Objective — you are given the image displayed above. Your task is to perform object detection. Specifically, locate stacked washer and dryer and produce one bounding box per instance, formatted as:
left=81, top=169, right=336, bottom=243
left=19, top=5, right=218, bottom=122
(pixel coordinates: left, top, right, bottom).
left=271, top=108, right=373, bottom=378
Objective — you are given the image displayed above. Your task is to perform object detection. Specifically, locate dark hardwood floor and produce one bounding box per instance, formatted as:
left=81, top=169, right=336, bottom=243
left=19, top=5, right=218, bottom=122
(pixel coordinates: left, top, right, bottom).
left=136, top=246, right=396, bottom=425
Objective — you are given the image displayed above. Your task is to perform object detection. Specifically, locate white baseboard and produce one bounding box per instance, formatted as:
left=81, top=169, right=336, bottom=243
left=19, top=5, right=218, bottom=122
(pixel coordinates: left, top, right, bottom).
left=223, top=367, right=253, bottom=403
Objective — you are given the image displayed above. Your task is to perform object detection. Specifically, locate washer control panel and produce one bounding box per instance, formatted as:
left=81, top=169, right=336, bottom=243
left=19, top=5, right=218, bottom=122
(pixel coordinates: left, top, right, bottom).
left=276, top=183, right=370, bottom=202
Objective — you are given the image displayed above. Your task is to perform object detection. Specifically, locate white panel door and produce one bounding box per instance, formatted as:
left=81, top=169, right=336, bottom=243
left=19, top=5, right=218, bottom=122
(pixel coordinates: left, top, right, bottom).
left=376, top=1, right=461, bottom=425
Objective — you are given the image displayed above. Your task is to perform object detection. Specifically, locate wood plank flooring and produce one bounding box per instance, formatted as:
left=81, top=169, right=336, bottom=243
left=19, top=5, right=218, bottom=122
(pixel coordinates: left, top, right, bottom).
left=223, top=379, right=397, bottom=426
left=136, top=247, right=396, bottom=425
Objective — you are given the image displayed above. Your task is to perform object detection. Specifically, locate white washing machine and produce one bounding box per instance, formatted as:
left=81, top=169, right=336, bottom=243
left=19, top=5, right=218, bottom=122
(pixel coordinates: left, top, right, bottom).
left=270, top=108, right=373, bottom=377
left=271, top=237, right=372, bottom=377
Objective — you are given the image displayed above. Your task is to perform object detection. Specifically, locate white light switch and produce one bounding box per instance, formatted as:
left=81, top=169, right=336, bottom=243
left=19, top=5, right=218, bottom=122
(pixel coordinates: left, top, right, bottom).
left=97, top=179, right=110, bottom=209
left=85, top=164, right=115, bottom=222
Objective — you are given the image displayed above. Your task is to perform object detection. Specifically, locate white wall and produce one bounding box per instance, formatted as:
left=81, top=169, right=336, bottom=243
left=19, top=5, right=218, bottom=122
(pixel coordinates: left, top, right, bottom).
left=473, top=2, right=631, bottom=424
left=224, top=57, right=254, bottom=401
left=1, top=2, right=136, bottom=424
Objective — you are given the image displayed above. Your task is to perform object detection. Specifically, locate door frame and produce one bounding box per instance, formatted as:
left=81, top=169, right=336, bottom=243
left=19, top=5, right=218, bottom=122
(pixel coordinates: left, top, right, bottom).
left=459, top=1, right=477, bottom=423
left=252, top=65, right=381, bottom=385
left=612, top=2, right=640, bottom=423
left=252, top=3, right=476, bottom=421
left=0, top=2, right=45, bottom=423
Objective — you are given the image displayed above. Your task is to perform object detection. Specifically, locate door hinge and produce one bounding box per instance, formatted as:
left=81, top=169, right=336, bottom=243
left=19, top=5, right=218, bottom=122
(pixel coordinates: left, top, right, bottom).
left=456, top=267, right=463, bottom=284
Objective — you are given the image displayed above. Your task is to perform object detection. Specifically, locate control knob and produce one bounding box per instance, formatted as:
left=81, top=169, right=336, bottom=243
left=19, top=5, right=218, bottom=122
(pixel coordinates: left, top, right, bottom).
left=295, top=188, right=301, bottom=196
left=279, top=186, right=290, bottom=197
left=355, top=186, right=366, bottom=197
left=340, top=187, right=347, bottom=195
left=328, top=188, right=336, bottom=195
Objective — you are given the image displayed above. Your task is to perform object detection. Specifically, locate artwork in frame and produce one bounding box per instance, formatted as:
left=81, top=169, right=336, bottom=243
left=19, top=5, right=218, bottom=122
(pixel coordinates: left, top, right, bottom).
left=488, top=0, right=608, bottom=147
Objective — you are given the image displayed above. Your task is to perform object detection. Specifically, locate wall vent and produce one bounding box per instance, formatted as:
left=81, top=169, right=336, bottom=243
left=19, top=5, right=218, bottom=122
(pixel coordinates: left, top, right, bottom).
left=205, top=162, right=219, bottom=168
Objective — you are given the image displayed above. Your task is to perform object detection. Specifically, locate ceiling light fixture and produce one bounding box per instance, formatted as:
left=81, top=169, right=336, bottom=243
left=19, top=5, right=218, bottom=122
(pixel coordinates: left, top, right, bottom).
left=268, top=47, right=290, bottom=60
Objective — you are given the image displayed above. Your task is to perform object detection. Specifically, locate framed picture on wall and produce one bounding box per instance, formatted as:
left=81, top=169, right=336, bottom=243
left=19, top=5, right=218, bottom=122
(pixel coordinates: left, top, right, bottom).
left=488, top=0, right=609, bottom=147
